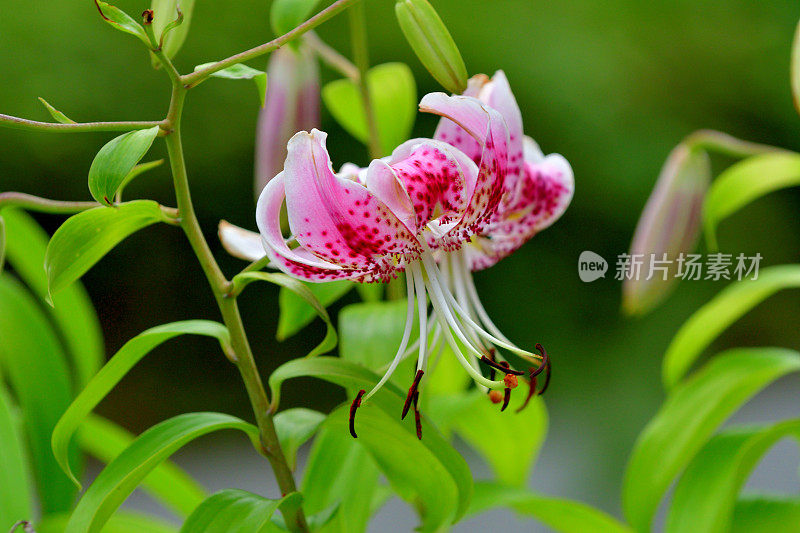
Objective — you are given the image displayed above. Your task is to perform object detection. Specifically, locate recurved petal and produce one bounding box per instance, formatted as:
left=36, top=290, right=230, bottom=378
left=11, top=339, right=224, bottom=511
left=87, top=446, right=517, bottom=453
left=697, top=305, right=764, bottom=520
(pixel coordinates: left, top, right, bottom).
left=282, top=129, right=421, bottom=269
left=218, top=221, right=265, bottom=261
left=256, top=172, right=363, bottom=281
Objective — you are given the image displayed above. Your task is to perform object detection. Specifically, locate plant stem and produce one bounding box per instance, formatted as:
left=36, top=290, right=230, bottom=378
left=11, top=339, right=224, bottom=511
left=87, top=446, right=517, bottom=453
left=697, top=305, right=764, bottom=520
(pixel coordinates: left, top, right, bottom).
left=348, top=2, right=382, bottom=159
left=305, top=31, right=360, bottom=80
left=686, top=129, right=788, bottom=159
left=182, top=0, right=361, bottom=87
left=162, top=82, right=308, bottom=532
left=0, top=114, right=164, bottom=134
left=0, top=193, right=99, bottom=214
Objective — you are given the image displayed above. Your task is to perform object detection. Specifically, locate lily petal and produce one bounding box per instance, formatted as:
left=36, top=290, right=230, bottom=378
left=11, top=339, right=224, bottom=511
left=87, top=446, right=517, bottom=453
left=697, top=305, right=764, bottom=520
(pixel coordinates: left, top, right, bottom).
left=218, top=221, right=265, bottom=261
left=282, top=130, right=421, bottom=271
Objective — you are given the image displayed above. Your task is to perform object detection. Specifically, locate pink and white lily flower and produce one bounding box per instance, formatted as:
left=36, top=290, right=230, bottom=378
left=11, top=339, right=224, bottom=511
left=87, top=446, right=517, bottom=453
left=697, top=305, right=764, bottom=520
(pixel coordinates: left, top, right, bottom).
left=219, top=74, right=571, bottom=438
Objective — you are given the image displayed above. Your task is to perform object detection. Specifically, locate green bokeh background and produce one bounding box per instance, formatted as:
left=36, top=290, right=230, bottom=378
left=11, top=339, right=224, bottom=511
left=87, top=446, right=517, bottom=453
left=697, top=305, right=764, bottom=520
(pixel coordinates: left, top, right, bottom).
left=2, top=0, right=800, bottom=518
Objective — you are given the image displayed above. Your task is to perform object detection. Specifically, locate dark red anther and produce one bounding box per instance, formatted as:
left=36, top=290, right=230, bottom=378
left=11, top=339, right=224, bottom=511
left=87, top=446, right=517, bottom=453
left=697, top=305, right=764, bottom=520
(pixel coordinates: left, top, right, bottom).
left=413, top=391, right=422, bottom=439
left=349, top=389, right=366, bottom=438
left=516, top=375, right=537, bottom=413
left=480, top=355, right=525, bottom=376
left=539, top=358, right=551, bottom=395
left=501, top=387, right=511, bottom=411
left=531, top=343, right=549, bottom=378
left=401, top=370, right=424, bottom=420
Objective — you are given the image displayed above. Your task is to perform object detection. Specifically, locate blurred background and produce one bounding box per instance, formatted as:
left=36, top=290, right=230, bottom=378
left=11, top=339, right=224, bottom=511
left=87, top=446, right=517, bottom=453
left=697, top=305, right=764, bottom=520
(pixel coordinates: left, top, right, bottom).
left=2, top=0, right=800, bottom=530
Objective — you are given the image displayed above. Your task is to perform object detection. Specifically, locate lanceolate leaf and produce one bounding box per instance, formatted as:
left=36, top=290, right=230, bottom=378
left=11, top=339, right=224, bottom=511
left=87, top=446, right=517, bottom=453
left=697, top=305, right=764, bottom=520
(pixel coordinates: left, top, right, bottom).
left=301, top=422, right=380, bottom=533
left=2, top=208, right=104, bottom=387
left=667, top=420, right=800, bottom=533
left=37, top=511, right=177, bottom=533
left=322, top=62, right=417, bottom=156
left=731, top=495, right=800, bottom=533
left=233, top=271, right=336, bottom=357
left=79, top=414, right=206, bottom=518
left=269, top=356, right=473, bottom=524
left=703, top=152, right=800, bottom=250
left=273, top=408, right=326, bottom=470
left=662, top=265, right=800, bottom=389
left=88, top=127, right=160, bottom=206
left=38, top=97, right=76, bottom=124
left=0, top=383, right=32, bottom=531
left=622, top=348, right=800, bottom=532
left=45, top=200, right=170, bottom=299
left=0, top=276, right=77, bottom=514
left=180, top=490, right=302, bottom=533
left=454, top=391, right=547, bottom=487
left=278, top=280, right=352, bottom=340
left=469, top=482, right=632, bottom=533
left=93, top=1, right=151, bottom=47
left=52, top=320, right=230, bottom=488
left=66, top=412, right=260, bottom=533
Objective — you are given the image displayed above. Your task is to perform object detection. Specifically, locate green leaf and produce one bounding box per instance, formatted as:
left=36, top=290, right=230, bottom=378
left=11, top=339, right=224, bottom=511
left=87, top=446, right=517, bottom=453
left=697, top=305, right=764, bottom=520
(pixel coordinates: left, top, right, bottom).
left=703, top=152, right=800, bottom=250
left=79, top=414, right=206, bottom=517
left=116, top=159, right=164, bottom=202
left=94, top=0, right=151, bottom=46
left=0, top=215, right=5, bottom=272
left=1, top=208, right=104, bottom=387
left=38, top=511, right=177, bottom=533
left=38, top=97, right=76, bottom=124
left=270, top=0, right=321, bottom=37
left=274, top=408, right=326, bottom=470
left=88, top=127, right=160, bottom=206
left=180, top=489, right=302, bottom=533
left=0, top=275, right=77, bottom=514
left=52, top=320, right=230, bottom=488
left=454, top=391, right=547, bottom=487
left=731, top=495, right=800, bottom=533
left=0, top=383, right=32, bottom=531
left=301, top=422, right=380, bottom=533
left=233, top=271, right=337, bottom=357
left=339, top=300, right=418, bottom=386
left=663, top=265, right=800, bottom=389
left=322, top=63, right=417, bottom=156
left=667, top=421, right=800, bottom=533
left=269, top=356, right=473, bottom=524
left=66, top=412, right=259, bottom=533
left=469, top=482, right=633, bottom=533
left=394, top=0, right=467, bottom=94
left=328, top=404, right=461, bottom=532
left=45, top=200, right=169, bottom=299
left=278, top=280, right=352, bottom=340
left=622, top=347, right=800, bottom=532
left=193, top=62, right=268, bottom=105
left=151, top=0, right=195, bottom=60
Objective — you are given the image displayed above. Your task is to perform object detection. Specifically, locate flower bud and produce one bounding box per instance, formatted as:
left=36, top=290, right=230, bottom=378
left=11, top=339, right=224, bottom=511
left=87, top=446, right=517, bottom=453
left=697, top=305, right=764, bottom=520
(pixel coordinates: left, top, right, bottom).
left=622, top=143, right=710, bottom=316
left=394, top=0, right=468, bottom=94
left=254, top=44, right=320, bottom=197
left=150, top=0, right=195, bottom=60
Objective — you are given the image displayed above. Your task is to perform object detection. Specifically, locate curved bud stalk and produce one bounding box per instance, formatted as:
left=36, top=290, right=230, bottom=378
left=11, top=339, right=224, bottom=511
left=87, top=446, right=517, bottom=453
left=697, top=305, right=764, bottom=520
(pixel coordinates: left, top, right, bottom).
left=622, top=143, right=710, bottom=316
left=254, top=44, right=320, bottom=197
left=395, top=0, right=468, bottom=94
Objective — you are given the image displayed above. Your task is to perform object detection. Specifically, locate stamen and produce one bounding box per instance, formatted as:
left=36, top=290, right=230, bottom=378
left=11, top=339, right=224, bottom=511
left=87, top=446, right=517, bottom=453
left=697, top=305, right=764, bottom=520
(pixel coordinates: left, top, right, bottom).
left=480, top=355, right=525, bottom=376
left=516, top=374, right=537, bottom=413
left=349, top=389, right=366, bottom=438
left=413, top=391, right=422, bottom=439
left=501, top=387, right=512, bottom=411
left=539, top=358, right=552, bottom=395
left=401, top=369, right=424, bottom=420
left=531, top=343, right=549, bottom=378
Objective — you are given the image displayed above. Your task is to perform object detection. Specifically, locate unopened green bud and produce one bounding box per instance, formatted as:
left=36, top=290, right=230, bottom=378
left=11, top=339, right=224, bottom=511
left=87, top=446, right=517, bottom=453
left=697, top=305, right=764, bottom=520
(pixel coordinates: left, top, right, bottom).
left=395, top=0, right=467, bottom=94
left=150, top=0, right=195, bottom=61
left=622, top=143, right=710, bottom=316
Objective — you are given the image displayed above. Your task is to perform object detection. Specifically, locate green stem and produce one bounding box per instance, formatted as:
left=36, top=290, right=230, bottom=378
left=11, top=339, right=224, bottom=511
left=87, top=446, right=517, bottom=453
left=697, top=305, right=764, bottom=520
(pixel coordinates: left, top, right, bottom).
left=0, top=193, right=99, bottom=214
left=686, top=129, right=788, bottom=159
left=161, top=82, right=308, bottom=532
left=0, top=114, right=164, bottom=134
left=182, top=0, right=361, bottom=88
left=349, top=2, right=382, bottom=159
left=305, top=31, right=360, bottom=80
